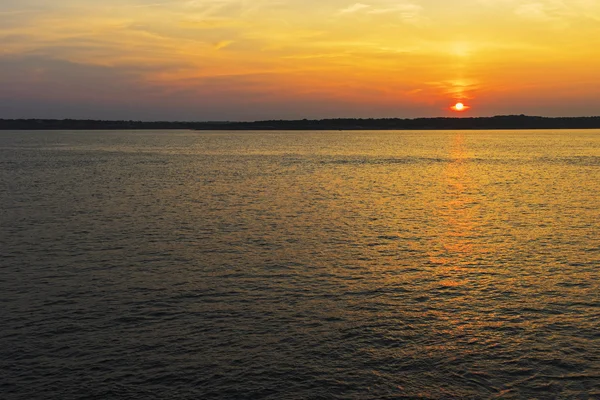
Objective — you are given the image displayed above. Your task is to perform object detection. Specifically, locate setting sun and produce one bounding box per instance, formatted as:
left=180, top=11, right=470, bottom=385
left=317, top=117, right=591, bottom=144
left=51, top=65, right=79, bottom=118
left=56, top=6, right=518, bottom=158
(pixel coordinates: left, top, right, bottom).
left=451, top=102, right=470, bottom=112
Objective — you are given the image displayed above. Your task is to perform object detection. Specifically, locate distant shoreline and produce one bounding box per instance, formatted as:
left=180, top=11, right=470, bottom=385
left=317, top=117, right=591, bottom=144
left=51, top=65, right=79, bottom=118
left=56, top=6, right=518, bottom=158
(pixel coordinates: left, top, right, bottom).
left=2, top=115, right=600, bottom=130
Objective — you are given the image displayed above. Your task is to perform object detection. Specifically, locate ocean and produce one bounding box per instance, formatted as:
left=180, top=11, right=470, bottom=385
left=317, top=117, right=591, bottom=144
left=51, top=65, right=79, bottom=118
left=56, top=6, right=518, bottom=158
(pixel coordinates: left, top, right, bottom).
left=1, top=129, right=599, bottom=399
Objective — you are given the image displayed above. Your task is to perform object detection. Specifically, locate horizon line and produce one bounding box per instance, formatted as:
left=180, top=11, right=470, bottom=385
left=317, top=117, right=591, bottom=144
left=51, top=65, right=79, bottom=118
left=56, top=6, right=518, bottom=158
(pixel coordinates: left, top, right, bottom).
left=3, top=114, right=600, bottom=124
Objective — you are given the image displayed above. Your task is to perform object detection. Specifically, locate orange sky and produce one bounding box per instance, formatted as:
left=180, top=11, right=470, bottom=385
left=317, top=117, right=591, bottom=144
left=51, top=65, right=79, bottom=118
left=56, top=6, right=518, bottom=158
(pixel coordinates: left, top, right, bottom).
left=1, top=0, right=599, bottom=120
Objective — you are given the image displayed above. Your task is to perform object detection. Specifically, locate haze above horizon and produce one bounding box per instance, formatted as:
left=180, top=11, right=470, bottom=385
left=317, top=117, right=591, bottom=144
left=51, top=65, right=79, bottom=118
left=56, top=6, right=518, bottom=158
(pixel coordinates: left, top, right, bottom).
left=1, top=0, right=599, bottom=121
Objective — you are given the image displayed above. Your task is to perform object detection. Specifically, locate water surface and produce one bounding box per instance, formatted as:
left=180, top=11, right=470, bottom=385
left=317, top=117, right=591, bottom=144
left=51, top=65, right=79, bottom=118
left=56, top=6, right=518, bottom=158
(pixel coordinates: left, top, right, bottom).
left=1, top=130, right=599, bottom=399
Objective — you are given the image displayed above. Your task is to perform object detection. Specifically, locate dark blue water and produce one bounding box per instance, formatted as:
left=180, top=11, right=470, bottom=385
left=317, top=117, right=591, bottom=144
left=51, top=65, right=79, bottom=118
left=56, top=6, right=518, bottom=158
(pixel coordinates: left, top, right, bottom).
left=1, top=130, right=599, bottom=399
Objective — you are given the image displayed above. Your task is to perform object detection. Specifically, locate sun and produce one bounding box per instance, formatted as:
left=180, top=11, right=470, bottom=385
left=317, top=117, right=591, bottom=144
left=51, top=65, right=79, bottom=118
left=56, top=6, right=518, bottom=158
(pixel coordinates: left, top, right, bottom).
left=451, top=102, right=470, bottom=112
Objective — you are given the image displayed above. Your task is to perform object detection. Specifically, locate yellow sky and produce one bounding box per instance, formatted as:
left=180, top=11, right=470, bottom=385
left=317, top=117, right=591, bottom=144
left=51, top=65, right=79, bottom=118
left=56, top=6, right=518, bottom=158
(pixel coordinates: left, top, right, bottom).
left=1, top=0, right=600, bottom=120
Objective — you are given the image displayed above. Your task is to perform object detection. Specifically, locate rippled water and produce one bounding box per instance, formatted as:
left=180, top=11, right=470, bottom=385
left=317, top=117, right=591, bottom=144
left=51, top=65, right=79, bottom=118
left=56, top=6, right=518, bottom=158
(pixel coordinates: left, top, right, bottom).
left=1, top=130, right=599, bottom=399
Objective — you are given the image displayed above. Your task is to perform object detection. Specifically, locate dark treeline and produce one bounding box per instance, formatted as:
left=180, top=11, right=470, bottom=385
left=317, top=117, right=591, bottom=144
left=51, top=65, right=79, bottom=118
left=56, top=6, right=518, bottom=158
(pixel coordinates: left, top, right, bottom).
left=0, top=119, right=202, bottom=130
left=195, top=115, right=600, bottom=130
left=2, top=115, right=600, bottom=130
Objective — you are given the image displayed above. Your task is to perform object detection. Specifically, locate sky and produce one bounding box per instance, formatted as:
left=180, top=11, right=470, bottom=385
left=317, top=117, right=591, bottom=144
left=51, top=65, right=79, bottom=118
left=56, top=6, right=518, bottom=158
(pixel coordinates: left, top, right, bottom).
left=1, top=0, right=599, bottom=121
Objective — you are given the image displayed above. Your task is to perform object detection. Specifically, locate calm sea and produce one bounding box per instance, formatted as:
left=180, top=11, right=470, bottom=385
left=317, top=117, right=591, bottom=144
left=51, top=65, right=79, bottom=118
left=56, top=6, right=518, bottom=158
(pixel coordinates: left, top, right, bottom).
left=1, top=130, right=599, bottom=399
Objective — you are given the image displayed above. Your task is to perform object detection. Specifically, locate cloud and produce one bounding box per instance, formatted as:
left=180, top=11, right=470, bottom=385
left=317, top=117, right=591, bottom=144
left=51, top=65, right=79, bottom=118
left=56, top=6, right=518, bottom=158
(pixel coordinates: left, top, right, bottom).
left=214, top=40, right=234, bottom=49
left=0, top=9, right=39, bottom=15
left=339, top=3, right=371, bottom=14
left=480, top=0, right=600, bottom=26
left=338, top=1, right=425, bottom=25
left=515, top=2, right=558, bottom=21
left=0, top=55, right=148, bottom=102
left=367, top=3, right=423, bottom=21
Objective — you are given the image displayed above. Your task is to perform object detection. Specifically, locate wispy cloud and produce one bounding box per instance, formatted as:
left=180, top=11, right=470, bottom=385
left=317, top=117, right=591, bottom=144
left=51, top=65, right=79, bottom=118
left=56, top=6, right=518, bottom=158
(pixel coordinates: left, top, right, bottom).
left=338, top=1, right=425, bottom=24
left=339, top=3, right=370, bottom=14
left=479, top=0, right=600, bottom=26
left=514, top=2, right=562, bottom=22
left=0, top=9, right=39, bottom=15
left=214, top=40, right=234, bottom=49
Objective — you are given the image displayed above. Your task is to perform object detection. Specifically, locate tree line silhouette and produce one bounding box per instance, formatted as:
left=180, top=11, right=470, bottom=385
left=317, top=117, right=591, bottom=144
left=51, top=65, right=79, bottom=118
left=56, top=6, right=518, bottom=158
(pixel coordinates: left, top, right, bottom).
left=2, top=115, right=600, bottom=130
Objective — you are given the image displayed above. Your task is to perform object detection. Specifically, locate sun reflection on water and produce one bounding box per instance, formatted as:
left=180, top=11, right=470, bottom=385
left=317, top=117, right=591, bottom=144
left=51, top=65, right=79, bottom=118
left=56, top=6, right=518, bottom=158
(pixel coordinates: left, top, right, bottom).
left=429, top=133, right=477, bottom=268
